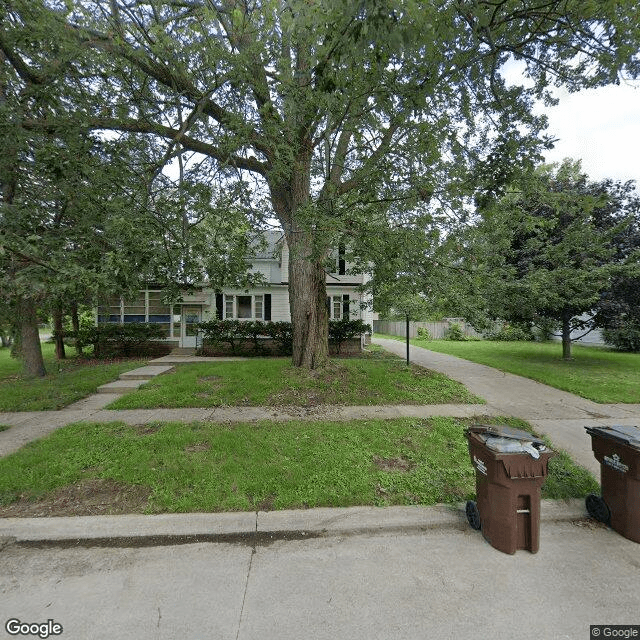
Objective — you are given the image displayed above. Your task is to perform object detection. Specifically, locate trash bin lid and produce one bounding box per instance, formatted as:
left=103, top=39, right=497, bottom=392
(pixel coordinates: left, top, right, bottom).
left=584, top=425, right=640, bottom=449
left=469, top=424, right=546, bottom=447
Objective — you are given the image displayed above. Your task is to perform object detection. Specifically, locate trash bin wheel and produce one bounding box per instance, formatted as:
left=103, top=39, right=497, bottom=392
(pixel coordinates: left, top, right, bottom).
left=586, top=494, right=610, bottom=524
left=465, top=500, right=481, bottom=530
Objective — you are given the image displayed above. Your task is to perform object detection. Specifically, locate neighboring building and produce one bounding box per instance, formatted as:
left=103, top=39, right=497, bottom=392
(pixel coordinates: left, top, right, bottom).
left=97, top=230, right=374, bottom=348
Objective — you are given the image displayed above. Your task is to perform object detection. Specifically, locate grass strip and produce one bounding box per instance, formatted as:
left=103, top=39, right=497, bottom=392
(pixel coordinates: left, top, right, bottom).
left=378, top=336, right=640, bottom=404
left=108, top=349, right=482, bottom=409
left=0, top=417, right=598, bottom=516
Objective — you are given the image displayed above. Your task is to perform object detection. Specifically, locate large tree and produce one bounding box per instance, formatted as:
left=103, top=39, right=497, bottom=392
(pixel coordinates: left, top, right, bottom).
left=473, top=160, right=635, bottom=359
left=2, top=0, right=638, bottom=368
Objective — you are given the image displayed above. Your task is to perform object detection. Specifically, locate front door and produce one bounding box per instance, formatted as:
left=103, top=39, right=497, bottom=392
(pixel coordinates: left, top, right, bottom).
left=181, top=306, right=202, bottom=348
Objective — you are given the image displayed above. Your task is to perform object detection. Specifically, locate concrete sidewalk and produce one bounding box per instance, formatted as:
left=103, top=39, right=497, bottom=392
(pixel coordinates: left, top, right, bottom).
left=1, top=502, right=639, bottom=640
left=374, top=337, right=640, bottom=476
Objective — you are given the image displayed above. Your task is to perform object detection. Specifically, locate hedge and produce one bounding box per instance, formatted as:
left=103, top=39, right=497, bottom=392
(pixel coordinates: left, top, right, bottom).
left=197, top=319, right=371, bottom=356
left=76, top=324, right=171, bottom=358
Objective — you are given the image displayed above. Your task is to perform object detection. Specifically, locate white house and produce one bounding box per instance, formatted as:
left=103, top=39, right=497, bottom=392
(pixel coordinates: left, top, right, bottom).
left=97, top=230, right=374, bottom=348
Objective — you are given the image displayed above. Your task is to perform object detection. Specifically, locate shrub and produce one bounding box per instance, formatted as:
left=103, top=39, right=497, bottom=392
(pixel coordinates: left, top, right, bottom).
left=416, top=327, right=432, bottom=340
left=197, top=319, right=370, bottom=356
left=329, top=319, right=371, bottom=354
left=264, top=321, right=293, bottom=356
left=485, top=323, right=534, bottom=342
left=444, top=322, right=467, bottom=341
left=78, top=324, right=168, bottom=358
left=603, top=321, right=640, bottom=352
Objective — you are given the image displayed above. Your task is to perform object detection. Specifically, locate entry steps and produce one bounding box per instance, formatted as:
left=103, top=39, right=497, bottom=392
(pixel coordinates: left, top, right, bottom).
left=96, top=365, right=174, bottom=394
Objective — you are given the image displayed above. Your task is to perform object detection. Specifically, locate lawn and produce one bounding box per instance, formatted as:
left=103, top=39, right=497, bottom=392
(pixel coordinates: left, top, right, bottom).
left=379, top=336, right=640, bottom=404
left=107, top=348, right=483, bottom=409
left=0, top=343, right=148, bottom=411
left=0, top=416, right=597, bottom=516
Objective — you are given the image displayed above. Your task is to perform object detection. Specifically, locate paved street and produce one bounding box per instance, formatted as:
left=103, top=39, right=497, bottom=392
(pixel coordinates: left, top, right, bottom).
left=1, top=505, right=639, bottom=640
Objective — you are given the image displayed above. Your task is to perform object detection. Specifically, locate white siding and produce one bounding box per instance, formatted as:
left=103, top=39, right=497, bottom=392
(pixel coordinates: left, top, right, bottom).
left=280, top=243, right=289, bottom=282
left=269, top=288, right=291, bottom=321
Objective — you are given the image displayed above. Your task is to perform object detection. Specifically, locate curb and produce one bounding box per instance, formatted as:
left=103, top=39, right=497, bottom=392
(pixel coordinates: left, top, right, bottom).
left=0, top=500, right=587, bottom=548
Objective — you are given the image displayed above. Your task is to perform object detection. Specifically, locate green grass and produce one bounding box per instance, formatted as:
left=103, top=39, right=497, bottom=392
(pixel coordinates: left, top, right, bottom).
left=379, top=336, right=640, bottom=404
left=0, top=416, right=597, bottom=514
left=0, top=425, right=10, bottom=432
left=108, top=349, right=483, bottom=409
left=0, top=344, right=148, bottom=411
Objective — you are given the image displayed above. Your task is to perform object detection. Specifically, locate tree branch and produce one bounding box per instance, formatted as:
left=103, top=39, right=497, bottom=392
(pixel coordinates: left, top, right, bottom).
left=21, top=117, right=270, bottom=176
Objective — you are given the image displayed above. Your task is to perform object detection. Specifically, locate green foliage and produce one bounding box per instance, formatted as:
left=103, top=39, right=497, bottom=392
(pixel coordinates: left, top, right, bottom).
left=4, top=0, right=638, bottom=368
left=472, top=160, right=636, bottom=358
left=485, top=323, right=535, bottom=342
left=78, top=324, right=168, bottom=358
left=328, top=319, right=371, bottom=354
left=417, top=327, right=432, bottom=340
left=602, top=323, right=640, bottom=352
left=198, top=319, right=370, bottom=356
left=444, top=323, right=467, bottom=341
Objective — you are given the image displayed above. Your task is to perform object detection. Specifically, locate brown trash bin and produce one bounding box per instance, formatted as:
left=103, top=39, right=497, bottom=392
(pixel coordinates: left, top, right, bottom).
left=465, top=425, right=554, bottom=555
left=585, top=425, right=640, bottom=544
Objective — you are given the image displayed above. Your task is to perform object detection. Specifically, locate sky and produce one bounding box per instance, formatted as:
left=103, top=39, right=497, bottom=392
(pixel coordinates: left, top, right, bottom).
left=539, top=81, right=640, bottom=185
left=502, top=61, right=640, bottom=185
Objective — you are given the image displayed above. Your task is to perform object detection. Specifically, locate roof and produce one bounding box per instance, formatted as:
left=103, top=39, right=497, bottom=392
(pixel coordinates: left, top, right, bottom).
left=251, top=229, right=284, bottom=260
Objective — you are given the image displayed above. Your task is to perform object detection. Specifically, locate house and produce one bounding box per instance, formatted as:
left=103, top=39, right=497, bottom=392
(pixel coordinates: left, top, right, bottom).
left=96, top=230, right=374, bottom=349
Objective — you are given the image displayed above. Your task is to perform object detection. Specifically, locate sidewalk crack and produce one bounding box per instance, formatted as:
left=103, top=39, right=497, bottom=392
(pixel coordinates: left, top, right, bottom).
left=235, top=512, right=258, bottom=640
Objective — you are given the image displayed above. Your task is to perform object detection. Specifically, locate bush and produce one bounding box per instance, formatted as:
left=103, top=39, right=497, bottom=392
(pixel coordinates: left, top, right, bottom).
left=485, top=323, right=534, bottom=342
left=444, top=322, right=467, bottom=341
left=264, top=321, right=293, bottom=356
left=329, top=319, right=372, bottom=354
left=416, top=327, right=432, bottom=340
left=198, top=319, right=370, bottom=356
left=603, top=321, right=640, bottom=352
left=78, top=324, right=169, bottom=358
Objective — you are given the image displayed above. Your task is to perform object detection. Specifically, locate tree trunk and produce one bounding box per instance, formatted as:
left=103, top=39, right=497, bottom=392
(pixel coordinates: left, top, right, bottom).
left=52, top=303, right=66, bottom=360
left=561, top=314, right=572, bottom=360
left=17, top=296, right=46, bottom=377
left=287, top=230, right=329, bottom=369
left=70, top=302, right=83, bottom=355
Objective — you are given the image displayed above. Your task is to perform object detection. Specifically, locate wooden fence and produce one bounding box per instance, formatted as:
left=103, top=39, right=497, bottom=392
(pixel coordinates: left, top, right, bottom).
left=372, top=319, right=483, bottom=340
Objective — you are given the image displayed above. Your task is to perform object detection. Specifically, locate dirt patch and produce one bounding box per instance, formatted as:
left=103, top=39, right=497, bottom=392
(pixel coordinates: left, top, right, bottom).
left=256, top=494, right=277, bottom=511
left=373, top=455, right=416, bottom=472
left=0, top=478, right=151, bottom=518
left=133, top=423, right=161, bottom=435
left=571, top=517, right=609, bottom=530
left=184, top=442, right=211, bottom=453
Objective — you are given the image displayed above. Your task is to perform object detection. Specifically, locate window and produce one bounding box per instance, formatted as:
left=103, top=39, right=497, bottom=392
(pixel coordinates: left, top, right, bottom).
left=237, top=295, right=252, bottom=319
left=224, top=294, right=265, bottom=320
left=327, top=295, right=350, bottom=320
left=98, top=290, right=173, bottom=337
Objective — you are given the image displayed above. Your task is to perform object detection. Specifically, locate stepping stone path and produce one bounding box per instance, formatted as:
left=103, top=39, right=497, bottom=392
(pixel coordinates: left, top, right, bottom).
left=96, top=365, right=174, bottom=394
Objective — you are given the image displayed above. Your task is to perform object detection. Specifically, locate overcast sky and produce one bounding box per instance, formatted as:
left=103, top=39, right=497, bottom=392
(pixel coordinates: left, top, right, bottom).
left=539, top=81, right=640, bottom=185
left=501, top=59, right=639, bottom=186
